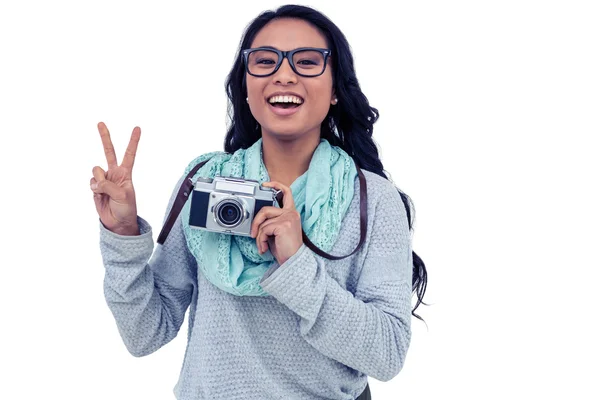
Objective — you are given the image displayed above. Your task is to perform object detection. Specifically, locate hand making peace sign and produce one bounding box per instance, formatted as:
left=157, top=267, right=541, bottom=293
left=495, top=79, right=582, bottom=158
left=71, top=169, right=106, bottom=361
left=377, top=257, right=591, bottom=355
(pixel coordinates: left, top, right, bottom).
left=90, top=122, right=141, bottom=236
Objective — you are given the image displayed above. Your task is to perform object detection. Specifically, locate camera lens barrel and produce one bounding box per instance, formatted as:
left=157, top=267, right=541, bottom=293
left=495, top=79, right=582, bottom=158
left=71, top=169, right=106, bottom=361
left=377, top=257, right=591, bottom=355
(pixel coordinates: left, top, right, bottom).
left=215, top=199, right=244, bottom=228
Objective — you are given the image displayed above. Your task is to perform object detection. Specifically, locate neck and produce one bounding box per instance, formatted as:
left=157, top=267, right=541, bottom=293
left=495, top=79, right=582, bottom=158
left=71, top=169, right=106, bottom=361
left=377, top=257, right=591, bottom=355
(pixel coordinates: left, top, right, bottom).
left=261, top=131, right=321, bottom=187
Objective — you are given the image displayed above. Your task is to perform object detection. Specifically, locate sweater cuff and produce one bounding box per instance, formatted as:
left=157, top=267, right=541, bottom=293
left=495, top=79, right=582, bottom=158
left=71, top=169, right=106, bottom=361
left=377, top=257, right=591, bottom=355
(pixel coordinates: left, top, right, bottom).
left=259, top=260, right=281, bottom=283
left=99, top=216, right=151, bottom=237
left=99, top=216, right=154, bottom=265
left=259, top=244, right=322, bottom=318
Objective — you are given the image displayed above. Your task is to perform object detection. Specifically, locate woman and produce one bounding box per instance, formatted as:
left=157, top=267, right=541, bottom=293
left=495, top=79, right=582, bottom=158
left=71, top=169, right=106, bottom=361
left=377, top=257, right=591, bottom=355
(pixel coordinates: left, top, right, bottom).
left=91, top=4, right=427, bottom=400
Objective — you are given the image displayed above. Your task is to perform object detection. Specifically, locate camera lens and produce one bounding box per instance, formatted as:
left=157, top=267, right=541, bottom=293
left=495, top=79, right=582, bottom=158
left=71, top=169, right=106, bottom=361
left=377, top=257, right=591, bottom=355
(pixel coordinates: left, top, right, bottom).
left=216, top=200, right=243, bottom=227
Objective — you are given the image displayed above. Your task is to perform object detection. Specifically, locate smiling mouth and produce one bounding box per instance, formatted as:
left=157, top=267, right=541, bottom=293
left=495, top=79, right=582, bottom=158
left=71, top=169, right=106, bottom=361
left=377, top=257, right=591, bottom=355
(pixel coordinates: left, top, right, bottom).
left=267, top=95, right=304, bottom=109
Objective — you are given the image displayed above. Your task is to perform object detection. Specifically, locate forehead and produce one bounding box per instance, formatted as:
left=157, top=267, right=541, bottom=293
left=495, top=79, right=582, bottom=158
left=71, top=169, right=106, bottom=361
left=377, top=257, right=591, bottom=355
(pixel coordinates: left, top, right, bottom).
left=250, top=18, right=328, bottom=50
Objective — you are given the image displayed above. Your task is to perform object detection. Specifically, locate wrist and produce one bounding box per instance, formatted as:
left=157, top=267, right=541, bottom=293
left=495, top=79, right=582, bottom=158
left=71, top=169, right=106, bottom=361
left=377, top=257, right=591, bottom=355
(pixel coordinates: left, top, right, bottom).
left=112, top=222, right=140, bottom=236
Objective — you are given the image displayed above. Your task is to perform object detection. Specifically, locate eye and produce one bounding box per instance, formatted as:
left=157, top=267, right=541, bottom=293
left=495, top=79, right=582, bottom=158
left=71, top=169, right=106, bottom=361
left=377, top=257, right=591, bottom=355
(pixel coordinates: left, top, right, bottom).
left=297, top=59, right=318, bottom=66
left=256, top=58, right=276, bottom=65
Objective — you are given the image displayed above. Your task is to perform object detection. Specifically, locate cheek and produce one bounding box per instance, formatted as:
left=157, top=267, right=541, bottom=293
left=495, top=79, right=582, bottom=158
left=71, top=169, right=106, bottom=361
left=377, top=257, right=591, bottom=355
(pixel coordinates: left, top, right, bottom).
left=246, top=78, right=261, bottom=100
left=246, top=77, right=266, bottom=120
left=307, top=82, right=333, bottom=116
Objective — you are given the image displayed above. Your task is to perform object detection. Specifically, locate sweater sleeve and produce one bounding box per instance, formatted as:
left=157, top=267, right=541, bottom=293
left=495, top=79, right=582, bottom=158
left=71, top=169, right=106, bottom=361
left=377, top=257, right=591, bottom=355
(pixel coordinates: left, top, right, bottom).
left=259, top=182, right=413, bottom=382
left=99, top=174, right=197, bottom=357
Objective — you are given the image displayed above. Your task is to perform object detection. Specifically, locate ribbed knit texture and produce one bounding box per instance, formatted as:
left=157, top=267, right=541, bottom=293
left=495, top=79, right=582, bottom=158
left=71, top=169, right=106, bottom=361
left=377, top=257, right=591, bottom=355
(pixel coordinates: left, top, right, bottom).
left=99, top=169, right=413, bottom=400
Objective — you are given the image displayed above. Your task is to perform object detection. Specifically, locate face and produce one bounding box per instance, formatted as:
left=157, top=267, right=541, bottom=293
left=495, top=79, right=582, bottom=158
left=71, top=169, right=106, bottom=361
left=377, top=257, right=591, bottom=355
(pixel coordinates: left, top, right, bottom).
left=246, top=18, right=336, bottom=141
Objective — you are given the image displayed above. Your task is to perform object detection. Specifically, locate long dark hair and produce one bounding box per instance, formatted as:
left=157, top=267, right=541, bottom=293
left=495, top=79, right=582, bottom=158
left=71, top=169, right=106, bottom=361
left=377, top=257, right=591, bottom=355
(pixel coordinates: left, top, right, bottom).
left=223, top=4, right=429, bottom=322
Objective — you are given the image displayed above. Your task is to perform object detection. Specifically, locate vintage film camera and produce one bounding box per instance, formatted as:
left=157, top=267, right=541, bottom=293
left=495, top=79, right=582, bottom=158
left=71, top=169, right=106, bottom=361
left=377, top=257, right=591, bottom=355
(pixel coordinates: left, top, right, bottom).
left=188, top=176, right=283, bottom=236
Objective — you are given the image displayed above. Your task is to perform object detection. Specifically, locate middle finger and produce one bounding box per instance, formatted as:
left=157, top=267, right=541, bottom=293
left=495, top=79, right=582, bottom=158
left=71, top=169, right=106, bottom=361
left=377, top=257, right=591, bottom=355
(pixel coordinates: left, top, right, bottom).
left=121, top=126, right=141, bottom=169
left=256, top=218, right=277, bottom=253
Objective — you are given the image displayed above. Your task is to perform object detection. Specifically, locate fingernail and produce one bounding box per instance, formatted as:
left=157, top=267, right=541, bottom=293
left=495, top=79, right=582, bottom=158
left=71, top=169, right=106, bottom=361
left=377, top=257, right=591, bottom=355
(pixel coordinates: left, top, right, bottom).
left=91, top=183, right=98, bottom=190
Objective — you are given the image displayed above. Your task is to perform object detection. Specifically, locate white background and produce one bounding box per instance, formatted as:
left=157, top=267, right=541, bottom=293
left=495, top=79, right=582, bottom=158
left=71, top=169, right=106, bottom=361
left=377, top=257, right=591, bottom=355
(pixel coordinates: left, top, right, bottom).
left=1, top=0, right=598, bottom=399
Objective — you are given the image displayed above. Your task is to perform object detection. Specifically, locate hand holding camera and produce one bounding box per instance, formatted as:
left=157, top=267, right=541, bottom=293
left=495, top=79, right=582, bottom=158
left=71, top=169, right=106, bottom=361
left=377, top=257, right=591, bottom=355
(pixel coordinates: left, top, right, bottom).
left=250, top=181, right=304, bottom=265
left=189, top=175, right=282, bottom=236
left=90, top=122, right=141, bottom=236
left=189, top=176, right=303, bottom=265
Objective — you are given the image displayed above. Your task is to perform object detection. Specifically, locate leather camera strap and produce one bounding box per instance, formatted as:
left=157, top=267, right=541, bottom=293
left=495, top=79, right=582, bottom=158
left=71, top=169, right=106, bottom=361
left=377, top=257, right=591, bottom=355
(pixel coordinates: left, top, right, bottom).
left=157, top=159, right=210, bottom=245
left=157, top=158, right=367, bottom=261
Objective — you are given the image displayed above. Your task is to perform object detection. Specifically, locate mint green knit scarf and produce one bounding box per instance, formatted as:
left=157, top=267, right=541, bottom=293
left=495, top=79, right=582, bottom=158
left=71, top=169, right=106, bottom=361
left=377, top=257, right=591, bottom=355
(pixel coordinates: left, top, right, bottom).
left=180, top=138, right=357, bottom=297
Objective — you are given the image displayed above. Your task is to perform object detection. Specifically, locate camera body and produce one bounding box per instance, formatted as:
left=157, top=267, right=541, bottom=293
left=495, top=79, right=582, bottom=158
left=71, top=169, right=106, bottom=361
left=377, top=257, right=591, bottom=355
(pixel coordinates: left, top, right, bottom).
left=189, top=175, right=282, bottom=236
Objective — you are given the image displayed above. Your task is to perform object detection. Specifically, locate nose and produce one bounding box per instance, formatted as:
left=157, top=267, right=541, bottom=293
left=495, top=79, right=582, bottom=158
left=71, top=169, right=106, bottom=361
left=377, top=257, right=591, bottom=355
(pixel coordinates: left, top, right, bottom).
left=272, top=57, right=297, bottom=85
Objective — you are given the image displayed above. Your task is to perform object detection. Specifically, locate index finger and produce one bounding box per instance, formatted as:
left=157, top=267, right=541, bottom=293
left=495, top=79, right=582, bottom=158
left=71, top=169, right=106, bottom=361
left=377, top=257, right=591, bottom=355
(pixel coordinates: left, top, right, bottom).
left=121, top=126, right=141, bottom=169
left=262, top=181, right=295, bottom=210
left=97, top=122, right=118, bottom=169
left=250, top=206, right=283, bottom=237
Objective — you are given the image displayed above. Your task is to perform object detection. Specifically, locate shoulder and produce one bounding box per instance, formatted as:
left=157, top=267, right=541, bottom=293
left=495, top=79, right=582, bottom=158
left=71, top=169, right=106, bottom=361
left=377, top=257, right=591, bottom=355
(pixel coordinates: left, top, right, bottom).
left=183, top=151, right=228, bottom=175
left=359, top=169, right=402, bottom=201
left=165, top=151, right=227, bottom=201
left=358, top=169, right=409, bottom=225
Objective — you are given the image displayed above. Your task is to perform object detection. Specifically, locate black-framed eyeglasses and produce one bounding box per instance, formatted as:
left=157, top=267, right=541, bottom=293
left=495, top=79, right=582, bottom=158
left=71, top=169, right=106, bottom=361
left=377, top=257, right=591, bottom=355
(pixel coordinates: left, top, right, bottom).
left=242, top=47, right=331, bottom=78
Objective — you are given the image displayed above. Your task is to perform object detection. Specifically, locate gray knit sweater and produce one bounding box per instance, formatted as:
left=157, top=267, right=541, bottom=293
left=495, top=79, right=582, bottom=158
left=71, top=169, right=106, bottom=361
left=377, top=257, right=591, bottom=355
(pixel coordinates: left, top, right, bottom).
left=99, top=168, right=413, bottom=400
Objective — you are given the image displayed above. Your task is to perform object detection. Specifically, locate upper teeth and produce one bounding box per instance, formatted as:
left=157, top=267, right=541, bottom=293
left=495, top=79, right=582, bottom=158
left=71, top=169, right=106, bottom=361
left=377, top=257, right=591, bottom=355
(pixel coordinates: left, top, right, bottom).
left=269, top=95, right=303, bottom=104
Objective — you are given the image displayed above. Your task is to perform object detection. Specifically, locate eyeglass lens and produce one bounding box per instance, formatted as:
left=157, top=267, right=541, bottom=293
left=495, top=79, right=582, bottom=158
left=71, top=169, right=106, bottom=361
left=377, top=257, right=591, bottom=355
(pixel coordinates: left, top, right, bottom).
left=247, top=49, right=325, bottom=77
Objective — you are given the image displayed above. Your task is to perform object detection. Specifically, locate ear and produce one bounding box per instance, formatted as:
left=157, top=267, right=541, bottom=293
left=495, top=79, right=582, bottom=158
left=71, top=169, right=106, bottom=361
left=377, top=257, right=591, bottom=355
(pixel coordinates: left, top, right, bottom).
left=331, top=90, right=338, bottom=105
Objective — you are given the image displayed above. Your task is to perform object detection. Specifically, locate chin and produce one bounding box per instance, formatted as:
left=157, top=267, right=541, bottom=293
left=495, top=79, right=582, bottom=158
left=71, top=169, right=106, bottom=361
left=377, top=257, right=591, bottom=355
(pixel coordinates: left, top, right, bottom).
left=263, top=127, right=305, bottom=140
